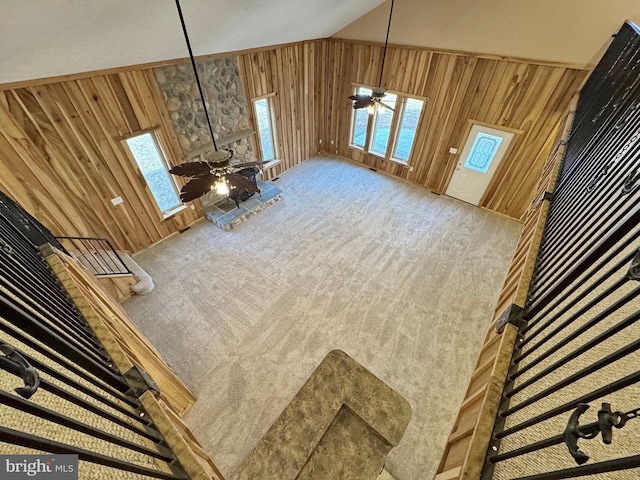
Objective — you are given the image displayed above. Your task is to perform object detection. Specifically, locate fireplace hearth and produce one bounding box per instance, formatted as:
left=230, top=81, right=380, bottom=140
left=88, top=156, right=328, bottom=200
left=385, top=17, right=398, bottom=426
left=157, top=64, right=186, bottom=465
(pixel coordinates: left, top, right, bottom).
left=201, top=179, right=282, bottom=230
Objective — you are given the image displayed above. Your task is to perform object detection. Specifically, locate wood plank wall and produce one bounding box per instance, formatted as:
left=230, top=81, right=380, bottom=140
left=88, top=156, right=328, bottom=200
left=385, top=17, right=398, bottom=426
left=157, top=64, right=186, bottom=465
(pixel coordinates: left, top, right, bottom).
left=322, top=39, right=588, bottom=219
left=0, top=38, right=588, bottom=254
left=0, top=70, right=200, bottom=253
left=44, top=245, right=197, bottom=415
left=237, top=41, right=323, bottom=178
left=434, top=97, right=578, bottom=480
left=0, top=42, right=323, bottom=253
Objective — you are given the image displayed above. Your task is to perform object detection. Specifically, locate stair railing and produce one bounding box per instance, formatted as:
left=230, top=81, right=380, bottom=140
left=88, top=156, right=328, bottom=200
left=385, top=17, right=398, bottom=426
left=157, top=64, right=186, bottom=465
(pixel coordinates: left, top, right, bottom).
left=55, top=236, right=132, bottom=277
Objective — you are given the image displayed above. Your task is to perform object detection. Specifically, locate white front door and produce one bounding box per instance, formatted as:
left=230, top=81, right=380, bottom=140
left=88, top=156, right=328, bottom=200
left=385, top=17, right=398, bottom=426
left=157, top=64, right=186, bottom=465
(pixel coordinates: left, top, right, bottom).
left=445, top=124, right=515, bottom=205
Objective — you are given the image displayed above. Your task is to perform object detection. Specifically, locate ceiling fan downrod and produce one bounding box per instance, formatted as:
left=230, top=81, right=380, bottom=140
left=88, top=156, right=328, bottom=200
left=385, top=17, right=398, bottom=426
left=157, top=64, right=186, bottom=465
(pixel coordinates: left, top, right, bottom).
left=378, top=0, right=395, bottom=89
left=175, top=0, right=218, bottom=152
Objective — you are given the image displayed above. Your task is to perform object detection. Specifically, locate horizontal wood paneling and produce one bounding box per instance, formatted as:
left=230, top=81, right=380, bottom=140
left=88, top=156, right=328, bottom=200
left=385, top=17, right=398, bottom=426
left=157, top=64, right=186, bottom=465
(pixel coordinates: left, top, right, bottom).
left=0, top=70, right=200, bottom=252
left=323, top=39, right=588, bottom=219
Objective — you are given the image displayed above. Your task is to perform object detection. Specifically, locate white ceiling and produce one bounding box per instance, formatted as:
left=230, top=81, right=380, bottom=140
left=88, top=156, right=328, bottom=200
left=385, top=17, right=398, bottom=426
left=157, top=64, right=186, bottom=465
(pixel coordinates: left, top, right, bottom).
left=0, top=0, right=384, bottom=85
left=4, top=0, right=640, bottom=87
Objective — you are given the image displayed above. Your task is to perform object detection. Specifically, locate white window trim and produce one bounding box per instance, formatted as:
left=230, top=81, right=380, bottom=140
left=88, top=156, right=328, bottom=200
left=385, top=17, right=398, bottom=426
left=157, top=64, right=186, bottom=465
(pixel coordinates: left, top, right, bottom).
left=348, top=85, right=425, bottom=166
left=162, top=204, right=189, bottom=220
left=252, top=93, right=279, bottom=162
left=368, top=93, right=399, bottom=158
left=349, top=108, right=367, bottom=152
left=389, top=98, right=423, bottom=165
left=123, top=130, right=184, bottom=219
left=390, top=98, right=409, bottom=164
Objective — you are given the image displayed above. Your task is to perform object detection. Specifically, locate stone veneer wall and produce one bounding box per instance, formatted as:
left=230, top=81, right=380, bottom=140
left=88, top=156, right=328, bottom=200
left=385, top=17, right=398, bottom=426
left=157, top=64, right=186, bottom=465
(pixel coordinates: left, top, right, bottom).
left=154, top=57, right=253, bottom=160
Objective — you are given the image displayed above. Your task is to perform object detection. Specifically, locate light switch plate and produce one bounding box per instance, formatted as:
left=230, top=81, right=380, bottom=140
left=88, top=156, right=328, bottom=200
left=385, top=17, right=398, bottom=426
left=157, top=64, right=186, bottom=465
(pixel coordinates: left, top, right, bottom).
left=111, top=196, right=123, bottom=206
left=449, top=147, right=458, bottom=154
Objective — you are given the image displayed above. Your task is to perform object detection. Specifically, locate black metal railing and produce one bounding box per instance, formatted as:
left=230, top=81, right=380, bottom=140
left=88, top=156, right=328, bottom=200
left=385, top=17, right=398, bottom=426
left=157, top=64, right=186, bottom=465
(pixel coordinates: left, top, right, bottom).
left=0, top=193, right=188, bottom=479
left=482, top=21, right=640, bottom=480
left=55, top=236, right=132, bottom=276
left=0, top=192, right=66, bottom=253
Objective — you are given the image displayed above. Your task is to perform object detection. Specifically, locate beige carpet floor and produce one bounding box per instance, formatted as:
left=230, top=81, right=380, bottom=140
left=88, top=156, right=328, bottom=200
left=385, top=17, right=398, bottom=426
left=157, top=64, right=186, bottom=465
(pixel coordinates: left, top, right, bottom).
left=123, top=155, right=522, bottom=480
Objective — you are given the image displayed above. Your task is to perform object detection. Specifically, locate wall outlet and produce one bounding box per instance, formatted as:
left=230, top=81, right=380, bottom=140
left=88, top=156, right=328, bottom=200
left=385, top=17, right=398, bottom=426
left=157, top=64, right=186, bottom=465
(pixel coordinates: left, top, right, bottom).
left=111, top=196, right=123, bottom=206
left=449, top=147, right=458, bottom=154
left=319, top=139, right=323, bottom=144
left=330, top=139, right=334, bottom=145
left=409, top=166, right=414, bottom=172
left=191, top=205, right=195, bottom=210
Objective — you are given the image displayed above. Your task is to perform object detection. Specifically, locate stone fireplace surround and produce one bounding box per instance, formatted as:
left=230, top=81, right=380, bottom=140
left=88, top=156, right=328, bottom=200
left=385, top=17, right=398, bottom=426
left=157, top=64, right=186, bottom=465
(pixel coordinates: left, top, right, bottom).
left=155, top=56, right=282, bottom=229
left=154, top=57, right=254, bottom=161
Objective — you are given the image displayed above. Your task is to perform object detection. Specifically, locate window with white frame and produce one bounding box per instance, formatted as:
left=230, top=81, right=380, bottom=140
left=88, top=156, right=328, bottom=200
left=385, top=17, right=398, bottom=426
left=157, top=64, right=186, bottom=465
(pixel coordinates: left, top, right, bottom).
left=253, top=95, right=277, bottom=161
left=349, top=86, right=424, bottom=165
left=351, top=87, right=372, bottom=149
left=125, top=132, right=182, bottom=216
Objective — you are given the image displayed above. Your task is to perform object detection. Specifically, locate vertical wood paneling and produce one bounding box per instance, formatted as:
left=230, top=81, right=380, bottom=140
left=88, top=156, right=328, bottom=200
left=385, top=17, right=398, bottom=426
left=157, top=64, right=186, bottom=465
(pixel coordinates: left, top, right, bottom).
left=0, top=38, right=587, bottom=252
left=0, top=73, right=201, bottom=252
left=324, top=39, right=588, bottom=219
left=238, top=42, right=323, bottom=178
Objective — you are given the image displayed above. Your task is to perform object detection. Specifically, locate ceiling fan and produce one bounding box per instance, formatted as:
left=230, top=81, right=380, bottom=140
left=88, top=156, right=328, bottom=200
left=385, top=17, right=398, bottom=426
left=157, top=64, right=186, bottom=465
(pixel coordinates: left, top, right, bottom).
left=169, top=150, right=267, bottom=202
left=348, top=0, right=396, bottom=112
left=169, top=0, right=267, bottom=203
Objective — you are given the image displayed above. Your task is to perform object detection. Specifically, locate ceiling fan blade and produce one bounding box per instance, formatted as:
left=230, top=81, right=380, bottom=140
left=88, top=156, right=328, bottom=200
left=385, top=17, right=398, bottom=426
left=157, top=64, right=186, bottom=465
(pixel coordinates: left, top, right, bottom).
left=349, top=94, right=373, bottom=102
left=227, top=173, right=261, bottom=193
left=179, top=175, right=215, bottom=202
left=379, top=101, right=396, bottom=112
left=169, top=161, right=211, bottom=177
left=352, top=98, right=375, bottom=110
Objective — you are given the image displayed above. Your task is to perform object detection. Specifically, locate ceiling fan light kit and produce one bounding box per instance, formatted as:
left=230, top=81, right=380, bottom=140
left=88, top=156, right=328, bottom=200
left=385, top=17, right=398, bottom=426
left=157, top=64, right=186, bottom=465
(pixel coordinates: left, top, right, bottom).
left=214, top=179, right=230, bottom=196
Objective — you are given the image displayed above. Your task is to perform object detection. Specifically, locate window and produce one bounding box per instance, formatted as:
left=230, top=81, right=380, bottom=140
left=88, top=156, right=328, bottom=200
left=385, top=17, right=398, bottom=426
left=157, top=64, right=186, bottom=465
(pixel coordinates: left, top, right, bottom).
left=370, top=93, right=397, bottom=156
left=463, top=132, right=503, bottom=173
left=393, top=97, right=423, bottom=162
left=253, top=96, right=277, bottom=161
left=125, top=132, right=182, bottom=215
left=351, top=87, right=371, bottom=148
left=349, top=86, right=424, bottom=165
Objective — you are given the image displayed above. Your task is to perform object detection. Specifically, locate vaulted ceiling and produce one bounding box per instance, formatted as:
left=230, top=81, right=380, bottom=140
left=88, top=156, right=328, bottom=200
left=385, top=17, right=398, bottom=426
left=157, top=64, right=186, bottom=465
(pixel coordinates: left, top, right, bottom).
left=2, top=0, right=640, bottom=86
left=335, top=0, right=640, bottom=67
left=0, top=0, right=384, bottom=85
